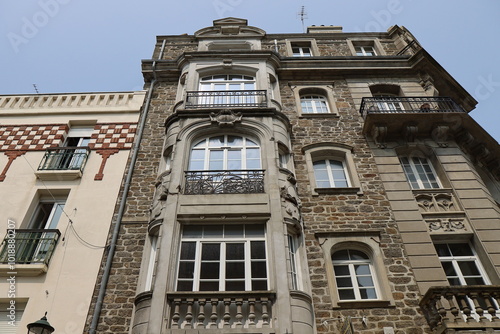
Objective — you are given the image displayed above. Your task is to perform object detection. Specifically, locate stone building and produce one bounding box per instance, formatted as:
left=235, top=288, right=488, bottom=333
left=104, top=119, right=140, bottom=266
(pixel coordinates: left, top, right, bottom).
left=0, top=91, right=145, bottom=333
left=87, top=18, right=500, bottom=334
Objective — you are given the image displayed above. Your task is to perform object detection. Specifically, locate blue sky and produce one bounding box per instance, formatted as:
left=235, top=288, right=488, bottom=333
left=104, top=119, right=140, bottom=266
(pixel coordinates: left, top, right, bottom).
left=1, top=0, right=499, bottom=142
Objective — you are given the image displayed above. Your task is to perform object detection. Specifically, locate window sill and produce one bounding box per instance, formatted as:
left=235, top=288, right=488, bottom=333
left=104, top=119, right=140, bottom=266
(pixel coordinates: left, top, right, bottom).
left=35, top=169, right=83, bottom=181
left=299, top=113, right=339, bottom=118
left=334, top=299, right=393, bottom=309
left=314, top=187, right=361, bottom=195
left=0, top=263, right=48, bottom=277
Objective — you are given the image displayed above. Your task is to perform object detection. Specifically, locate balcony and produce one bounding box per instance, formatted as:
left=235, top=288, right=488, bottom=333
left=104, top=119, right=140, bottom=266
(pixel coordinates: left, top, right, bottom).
left=184, top=170, right=265, bottom=195
left=185, top=90, right=268, bottom=109
left=35, top=146, right=90, bottom=180
left=359, top=97, right=468, bottom=146
left=420, top=286, right=500, bottom=333
left=0, top=229, right=61, bottom=276
left=166, top=291, right=275, bottom=332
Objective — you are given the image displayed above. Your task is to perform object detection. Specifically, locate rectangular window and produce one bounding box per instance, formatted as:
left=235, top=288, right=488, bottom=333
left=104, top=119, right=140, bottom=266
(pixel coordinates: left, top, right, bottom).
left=287, top=234, right=299, bottom=290
left=291, top=43, right=312, bottom=57
left=435, top=243, right=489, bottom=285
left=400, top=156, right=440, bottom=189
left=176, top=224, right=267, bottom=292
left=0, top=302, right=24, bottom=333
left=355, top=45, right=376, bottom=56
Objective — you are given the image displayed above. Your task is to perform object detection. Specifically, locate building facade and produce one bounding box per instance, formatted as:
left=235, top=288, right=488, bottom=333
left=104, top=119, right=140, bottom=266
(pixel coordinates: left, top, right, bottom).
left=86, top=18, right=500, bottom=334
left=0, top=91, right=145, bottom=333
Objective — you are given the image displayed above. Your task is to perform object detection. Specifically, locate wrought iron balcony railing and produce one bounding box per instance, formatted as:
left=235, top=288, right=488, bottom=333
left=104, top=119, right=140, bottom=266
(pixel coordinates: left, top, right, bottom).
left=184, top=170, right=265, bottom=194
left=0, top=229, right=61, bottom=265
left=420, top=286, right=500, bottom=332
left=167, top=291, right=275, bottom=330
left=38, top=146, right=90, bottom=172
left=360, top=97, right=466, bottom=117
left=185, top=90, right=267, bottom=109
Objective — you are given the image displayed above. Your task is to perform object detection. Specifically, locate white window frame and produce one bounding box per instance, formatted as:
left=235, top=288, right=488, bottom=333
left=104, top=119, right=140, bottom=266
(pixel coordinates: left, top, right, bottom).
left=300, top=95, right=330, bottom=114
left=313, top=158, right=350, bottom=188
left=176, top=224, right=268, bottom=292
left=144, top=235, right=158, bottom=291
left=331, top=249, right=379, bottom=301
left=292, top=45, right=312, bottom=57
left=354, top=45, right=377, bottom=56
left=287, top=233, right=300, bottom=290
left=400, top=156, right=441, bottom=189
left=435, top=242, right=490, bottom=286
left=189, top=135, right=261, bottom=171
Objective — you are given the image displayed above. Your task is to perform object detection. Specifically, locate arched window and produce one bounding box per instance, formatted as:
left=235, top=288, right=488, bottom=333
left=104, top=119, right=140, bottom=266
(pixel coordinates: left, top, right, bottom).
left=300, top=95, right=329, bottom=113
left=369, top=84, right=403, bottom=112
left=189, top=135, right=261, bottom=171
left=200, top=75, right=255, bottom=91
left=331, top=249, right=378, bottom=300
left=185, top=135, right=264, bottom=194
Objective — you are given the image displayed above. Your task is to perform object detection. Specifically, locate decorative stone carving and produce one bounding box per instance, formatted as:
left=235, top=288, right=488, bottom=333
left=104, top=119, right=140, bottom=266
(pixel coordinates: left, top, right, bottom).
left=279, top=182, right=302, bottom=223
left=371, top=124, right=387, bottom=148
left=431, top=125, right=450, bottom=148
left=415, top=191, right=459, bottom=213
left=210, top=109, right=242, bottom=127
left=149, top=171, right=171, bottom=222
left=426, top=218, right=467, bottom=233
left=403, top=123, right=418, bottom=143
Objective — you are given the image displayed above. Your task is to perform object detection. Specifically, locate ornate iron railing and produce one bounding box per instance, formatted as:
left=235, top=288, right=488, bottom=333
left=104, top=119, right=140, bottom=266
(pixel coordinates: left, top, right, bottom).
left=0, top=229, right=61, bottom=265
left=420, top=286, right=500, bottom=331
left=360, top=97, right=466, bottom=117
left=184, top=170, right=265, bottom=194
left=38, top=146, right=90, bottom=172
left=167, top=291, right=275, bottom=330
left=185, top=90, right=267, bottom=108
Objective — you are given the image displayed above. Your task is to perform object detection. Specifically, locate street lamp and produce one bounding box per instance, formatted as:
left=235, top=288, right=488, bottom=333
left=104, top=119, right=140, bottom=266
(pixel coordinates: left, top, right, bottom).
left=27, top=313, right=55, bottom=334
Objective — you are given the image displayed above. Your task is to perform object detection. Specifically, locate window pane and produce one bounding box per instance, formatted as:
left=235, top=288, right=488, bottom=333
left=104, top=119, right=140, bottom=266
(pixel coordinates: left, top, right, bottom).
left=180, top=242, right=196, bottom=260
left=224, top=224, right=244, bottom=237
left=465, top=277, right=486, bottom=285
left=200, top=263, right=220, bottom=279
left=357, top=276, right=374, bottom=287
left=252, top=280, right=267, bottom=291
left=333, top=265, right=350, bottom=275
left=177, top=281, right=193, bottom=291
left=226, top=243, right=244, bottom=260
left=251, top=262, right=267, bottom=278
left=458, top=261, right=481, bottom=276
left=178, top=262, right=195, bottom=278
left=227, top=136, right=243, bottom=146
left=251, top=241, right=266, bottom=259
left=354, top=264, right=371, bottom=275
left=200, top=281, right=219, bottom=291
left=226, top=281, right=245, bottom=291
left=447, top=277, right=461, bottom=285
left=209, top=136, right=224, bottom=147
left=226, top=262, right=245, bottom=278
left=245, top=225, right=264, bottom=237
left=338, top=289, right=355, bottom=300
left=332, top=250, right=349, bottom=261
left=201, top=244, right=220, bottom=260
left=349, top=250, right=369, bottom=260
left=449, top=243, right=473, bottom=256
left=441, top=262, right=457, bottom=276
left=360, top=288, right=377, bottom=299
left=435, top=244, right=451, bottom=257
left=336, top=277, right=353, bottom=288
left=203, top=225, right=223, bottom=238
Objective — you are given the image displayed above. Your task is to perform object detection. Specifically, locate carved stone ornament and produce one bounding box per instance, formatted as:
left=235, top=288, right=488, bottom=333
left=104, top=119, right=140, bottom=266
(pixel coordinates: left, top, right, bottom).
left=431, top=125, right=450, bottom=147
left=427, top=218, right=467, bottom=233
left=210, top=109, right=242, bottom=127
left=371, top=124, right=387, bottom=148
left=403, top=123, right=418, bottom=143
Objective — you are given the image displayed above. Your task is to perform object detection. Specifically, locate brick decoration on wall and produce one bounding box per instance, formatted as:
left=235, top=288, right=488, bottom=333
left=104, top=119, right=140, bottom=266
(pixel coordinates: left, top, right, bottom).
left=0, top=125, right=68, bottom=151
left=89, top=123, right=137, bottom=150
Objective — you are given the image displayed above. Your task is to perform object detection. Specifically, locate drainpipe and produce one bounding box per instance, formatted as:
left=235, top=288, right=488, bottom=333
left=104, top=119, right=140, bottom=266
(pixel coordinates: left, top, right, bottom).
left=89, top=39, right=167, bottom=334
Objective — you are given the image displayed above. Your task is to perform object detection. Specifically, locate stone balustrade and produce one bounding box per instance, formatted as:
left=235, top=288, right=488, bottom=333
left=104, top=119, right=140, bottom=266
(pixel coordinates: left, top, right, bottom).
left=420, top=286, right=500, bottom=333
left=167, top=291, right=275, bottom=330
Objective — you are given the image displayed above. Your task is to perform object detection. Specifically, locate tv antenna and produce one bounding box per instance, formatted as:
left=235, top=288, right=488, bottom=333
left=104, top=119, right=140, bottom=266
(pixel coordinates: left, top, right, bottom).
left=297, top=6, right=308, bottom=33
left=33, top=84, right=39, bottom=94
